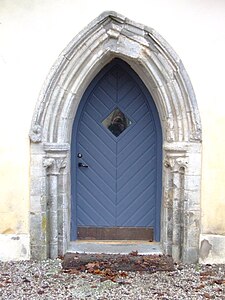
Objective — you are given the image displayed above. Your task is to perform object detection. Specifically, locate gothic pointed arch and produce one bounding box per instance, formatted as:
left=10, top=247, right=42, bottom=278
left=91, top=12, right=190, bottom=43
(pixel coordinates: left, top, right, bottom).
left=30, top=11, right=202, bottom=263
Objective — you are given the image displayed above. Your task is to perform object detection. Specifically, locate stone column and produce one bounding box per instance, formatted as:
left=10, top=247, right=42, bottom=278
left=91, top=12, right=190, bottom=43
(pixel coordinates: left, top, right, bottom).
left=43, top=143, right=69, bottom=259
left=162, top=159, right=173, bottom=256
left=164, top=148, right=188, bottom=262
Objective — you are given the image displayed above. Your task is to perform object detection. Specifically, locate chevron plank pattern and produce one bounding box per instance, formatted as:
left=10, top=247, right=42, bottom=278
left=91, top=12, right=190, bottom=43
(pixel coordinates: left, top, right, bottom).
left=76, top=60, right=159, bottom=231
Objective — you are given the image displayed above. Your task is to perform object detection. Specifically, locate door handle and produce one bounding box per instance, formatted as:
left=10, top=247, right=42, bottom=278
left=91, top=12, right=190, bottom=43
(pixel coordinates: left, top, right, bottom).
left=78, top=162, right=88, bottom=168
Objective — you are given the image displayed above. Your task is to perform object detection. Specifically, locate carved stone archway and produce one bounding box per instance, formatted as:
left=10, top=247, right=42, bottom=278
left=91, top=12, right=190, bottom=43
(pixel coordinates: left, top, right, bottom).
left=29, top=11, right=202, bottom=263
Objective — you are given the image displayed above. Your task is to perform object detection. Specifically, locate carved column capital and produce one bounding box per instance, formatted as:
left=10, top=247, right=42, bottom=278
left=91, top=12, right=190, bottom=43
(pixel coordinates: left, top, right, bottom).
left=43, top=157, right=67, bottom=175
left=43, top=143, right=69, bottom=176
left=164, top=155, right=188, bottom=172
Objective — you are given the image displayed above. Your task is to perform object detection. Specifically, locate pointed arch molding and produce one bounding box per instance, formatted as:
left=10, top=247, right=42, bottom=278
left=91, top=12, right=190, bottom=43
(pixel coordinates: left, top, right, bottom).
left=29, top=11, right=202, bottom=263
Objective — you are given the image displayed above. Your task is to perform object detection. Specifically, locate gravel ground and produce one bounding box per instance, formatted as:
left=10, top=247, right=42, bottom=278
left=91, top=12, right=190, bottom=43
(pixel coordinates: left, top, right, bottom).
left=0, top=259, right=225, bottom=299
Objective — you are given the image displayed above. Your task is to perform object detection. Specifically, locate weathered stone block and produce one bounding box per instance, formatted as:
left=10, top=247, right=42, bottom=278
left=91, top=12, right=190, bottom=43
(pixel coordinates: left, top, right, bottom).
left=182, top=247, right=199, bottom=264
left=0, top=234, right=30, bottom=261
left=30, top=212, right=47, bottom=245
left=30, top=195, right=42, bottom=213
left=30, top=154, right=45, bottom=177
left=186, top=151, right=202, bottom=176
left=199, top=234, right=225, bottom=264
left=184, top=189, right=201, bottom=211
left=30, top=245, right=48, bottom=260
left=30, top=176, right=46, bottom=197
left=184, top=174, right=201, bottom=191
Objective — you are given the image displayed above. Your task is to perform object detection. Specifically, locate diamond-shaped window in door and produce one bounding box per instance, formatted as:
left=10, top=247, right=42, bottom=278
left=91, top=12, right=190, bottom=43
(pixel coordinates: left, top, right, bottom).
left=102, top=108, right=132, bottom=137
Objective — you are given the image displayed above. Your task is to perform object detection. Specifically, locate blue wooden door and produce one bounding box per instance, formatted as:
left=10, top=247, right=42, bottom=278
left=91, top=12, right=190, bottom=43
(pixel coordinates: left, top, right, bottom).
left=71, top=59, right=162, bottom=241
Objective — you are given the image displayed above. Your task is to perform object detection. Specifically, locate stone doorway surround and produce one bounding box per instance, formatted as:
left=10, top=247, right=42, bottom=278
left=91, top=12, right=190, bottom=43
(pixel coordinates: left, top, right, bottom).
left=29, top=11, right=202, bottom=263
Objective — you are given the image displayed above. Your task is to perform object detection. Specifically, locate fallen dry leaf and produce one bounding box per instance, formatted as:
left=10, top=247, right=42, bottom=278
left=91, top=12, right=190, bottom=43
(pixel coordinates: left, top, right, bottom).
left=119, top=271, right=128, bottom=277
left=195, top=284, right=205, bottom=290
left=129, top=250, right=138, bottom=256
left=213, top=279, right=225, bottom=285
left=203, top=292, right=212, bottom=299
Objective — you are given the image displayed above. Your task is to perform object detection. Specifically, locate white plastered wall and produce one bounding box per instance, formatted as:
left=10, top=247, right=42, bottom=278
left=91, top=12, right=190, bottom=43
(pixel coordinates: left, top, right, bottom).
left=0, top=0, right=225, bottom=262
